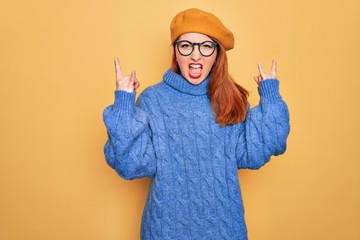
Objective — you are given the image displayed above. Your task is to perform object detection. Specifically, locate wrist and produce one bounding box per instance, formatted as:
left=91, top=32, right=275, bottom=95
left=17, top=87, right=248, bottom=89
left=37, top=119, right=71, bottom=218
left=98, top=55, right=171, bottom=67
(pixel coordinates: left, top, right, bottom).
left=259, top=79, right=282, bottom=103
left=113, top=90, right=136, bottom=115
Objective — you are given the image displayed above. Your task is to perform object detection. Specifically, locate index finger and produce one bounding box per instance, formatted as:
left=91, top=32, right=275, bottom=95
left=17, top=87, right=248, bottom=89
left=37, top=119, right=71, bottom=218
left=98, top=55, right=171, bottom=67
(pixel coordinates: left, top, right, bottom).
left=114, top=57, right=123, bottom=79
left=271, top=59, right=277, bottom=76
left=257, top=62, right=265, bottom=77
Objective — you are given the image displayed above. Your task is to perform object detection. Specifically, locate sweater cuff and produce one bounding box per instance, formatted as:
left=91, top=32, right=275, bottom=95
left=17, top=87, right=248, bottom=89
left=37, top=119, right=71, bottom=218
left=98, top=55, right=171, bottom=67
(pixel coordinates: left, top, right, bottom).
left=113, top=90, right=136, bottom=115
left=259, top=79, right=282, bottom=103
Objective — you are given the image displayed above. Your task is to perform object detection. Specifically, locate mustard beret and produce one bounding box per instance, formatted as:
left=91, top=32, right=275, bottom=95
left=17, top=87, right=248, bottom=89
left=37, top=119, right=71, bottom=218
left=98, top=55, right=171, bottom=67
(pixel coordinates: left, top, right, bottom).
left=170, top=8, right=234, bottom=51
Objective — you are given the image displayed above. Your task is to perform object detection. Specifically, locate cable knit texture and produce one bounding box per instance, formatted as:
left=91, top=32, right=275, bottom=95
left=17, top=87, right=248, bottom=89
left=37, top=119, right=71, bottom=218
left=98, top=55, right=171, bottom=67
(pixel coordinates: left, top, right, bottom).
left=103, top=69, right=290, bottom=240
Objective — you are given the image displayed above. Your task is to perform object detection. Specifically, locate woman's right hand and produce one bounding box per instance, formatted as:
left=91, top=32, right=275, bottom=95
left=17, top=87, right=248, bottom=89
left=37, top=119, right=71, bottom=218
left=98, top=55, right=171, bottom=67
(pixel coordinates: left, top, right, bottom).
left=114, top=57, right=140, bottom=92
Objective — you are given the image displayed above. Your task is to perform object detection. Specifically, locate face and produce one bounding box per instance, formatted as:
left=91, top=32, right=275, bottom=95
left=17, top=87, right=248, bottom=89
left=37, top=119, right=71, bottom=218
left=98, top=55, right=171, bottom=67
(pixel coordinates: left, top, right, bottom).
left=175, top=33, right=218, bottom=85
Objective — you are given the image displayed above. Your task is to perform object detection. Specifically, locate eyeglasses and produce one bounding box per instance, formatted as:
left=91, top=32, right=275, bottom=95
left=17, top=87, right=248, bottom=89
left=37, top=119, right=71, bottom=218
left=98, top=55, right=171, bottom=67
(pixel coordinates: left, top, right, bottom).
left=175, top=40, right=218, bottom=57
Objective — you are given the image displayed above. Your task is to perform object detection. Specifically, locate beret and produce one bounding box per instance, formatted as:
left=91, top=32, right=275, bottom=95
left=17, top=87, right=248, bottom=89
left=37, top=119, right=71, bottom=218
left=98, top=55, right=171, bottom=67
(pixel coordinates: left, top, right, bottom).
left=170, top=8, right=234, bottom=51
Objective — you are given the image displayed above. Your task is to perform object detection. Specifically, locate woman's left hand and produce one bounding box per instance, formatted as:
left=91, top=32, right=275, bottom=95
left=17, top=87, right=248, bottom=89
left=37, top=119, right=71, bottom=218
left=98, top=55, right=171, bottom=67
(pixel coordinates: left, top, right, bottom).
left=254, top=59, right=277, bottom=86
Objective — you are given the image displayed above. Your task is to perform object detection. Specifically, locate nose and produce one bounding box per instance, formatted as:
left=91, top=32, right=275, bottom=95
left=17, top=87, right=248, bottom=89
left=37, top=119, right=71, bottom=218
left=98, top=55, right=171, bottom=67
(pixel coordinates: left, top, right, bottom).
left=190, top=45, right=201, bottom=61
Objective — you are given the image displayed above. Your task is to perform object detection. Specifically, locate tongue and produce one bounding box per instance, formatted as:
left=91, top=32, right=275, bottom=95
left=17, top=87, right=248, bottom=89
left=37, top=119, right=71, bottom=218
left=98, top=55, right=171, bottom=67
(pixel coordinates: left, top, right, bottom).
left=189, top=67, right=202, bottom=79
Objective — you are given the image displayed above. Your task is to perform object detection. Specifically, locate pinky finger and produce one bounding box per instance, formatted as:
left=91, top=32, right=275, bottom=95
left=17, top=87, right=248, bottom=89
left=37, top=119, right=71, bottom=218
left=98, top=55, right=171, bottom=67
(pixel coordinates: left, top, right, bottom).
left=271, top=59, right=277, bottom=76
left=253, top=76, right=260, bottom=86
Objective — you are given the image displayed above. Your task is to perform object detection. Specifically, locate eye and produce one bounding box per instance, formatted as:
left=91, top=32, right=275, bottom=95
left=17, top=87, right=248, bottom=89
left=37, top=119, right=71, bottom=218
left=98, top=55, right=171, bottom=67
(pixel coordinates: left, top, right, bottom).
left=202, top=42, right=214, bottom=49
left=179, top=43, right=191, bottom=49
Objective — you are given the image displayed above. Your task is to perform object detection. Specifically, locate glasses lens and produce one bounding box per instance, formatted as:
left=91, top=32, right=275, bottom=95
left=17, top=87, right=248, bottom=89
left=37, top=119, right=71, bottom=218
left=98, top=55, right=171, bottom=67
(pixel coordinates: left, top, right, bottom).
left=177, top=41, right=193, bottom=56
left=199, top=41, right=216, bottom=56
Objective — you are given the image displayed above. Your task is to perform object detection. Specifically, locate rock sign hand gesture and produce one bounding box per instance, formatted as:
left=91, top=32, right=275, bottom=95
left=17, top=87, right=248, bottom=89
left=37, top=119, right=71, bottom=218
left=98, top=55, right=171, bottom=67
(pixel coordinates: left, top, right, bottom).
left=114, top=57, right=140, bottom=92
left=254, top=59, right=277, bottom=86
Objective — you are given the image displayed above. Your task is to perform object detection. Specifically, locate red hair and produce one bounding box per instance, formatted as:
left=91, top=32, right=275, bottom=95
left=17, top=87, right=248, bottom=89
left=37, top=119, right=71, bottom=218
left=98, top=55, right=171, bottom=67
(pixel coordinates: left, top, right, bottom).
left=171, top=43, right=249, bottom=127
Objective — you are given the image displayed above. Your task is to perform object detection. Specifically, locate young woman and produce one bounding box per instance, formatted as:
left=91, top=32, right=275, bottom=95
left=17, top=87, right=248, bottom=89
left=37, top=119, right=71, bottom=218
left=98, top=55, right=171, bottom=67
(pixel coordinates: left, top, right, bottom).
left=103, top=8, right=290, bottom=240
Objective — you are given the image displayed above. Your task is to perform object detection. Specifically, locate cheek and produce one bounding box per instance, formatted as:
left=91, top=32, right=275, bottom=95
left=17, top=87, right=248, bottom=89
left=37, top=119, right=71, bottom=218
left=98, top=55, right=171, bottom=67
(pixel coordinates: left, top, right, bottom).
left=205, top=53, right=217, bottom=70
left=175, top=56, right=187, bottom=71
left=205, top=58, right=216, bottom=70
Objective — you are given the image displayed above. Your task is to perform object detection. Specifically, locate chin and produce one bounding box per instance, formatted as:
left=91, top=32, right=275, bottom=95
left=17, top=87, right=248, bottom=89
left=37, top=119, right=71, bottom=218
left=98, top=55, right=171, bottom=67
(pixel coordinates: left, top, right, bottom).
left=186, top=75, right=206, bottom=85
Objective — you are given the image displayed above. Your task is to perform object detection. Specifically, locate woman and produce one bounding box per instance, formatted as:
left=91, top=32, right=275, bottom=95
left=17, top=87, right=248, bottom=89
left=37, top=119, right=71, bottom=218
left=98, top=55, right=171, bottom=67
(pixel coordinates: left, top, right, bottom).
left=103, top=8, right=290, bottom=240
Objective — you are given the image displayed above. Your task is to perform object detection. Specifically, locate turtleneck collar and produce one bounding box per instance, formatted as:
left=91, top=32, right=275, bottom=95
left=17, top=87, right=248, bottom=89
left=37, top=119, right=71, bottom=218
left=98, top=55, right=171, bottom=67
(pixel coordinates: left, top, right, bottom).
left=163, top=69, right=210, bottom=96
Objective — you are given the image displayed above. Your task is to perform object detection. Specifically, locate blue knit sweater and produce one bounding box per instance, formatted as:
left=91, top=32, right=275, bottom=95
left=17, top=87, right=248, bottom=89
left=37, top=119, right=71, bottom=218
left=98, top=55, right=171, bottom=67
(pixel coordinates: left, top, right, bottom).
left=103, top=69, right=290, bottom=240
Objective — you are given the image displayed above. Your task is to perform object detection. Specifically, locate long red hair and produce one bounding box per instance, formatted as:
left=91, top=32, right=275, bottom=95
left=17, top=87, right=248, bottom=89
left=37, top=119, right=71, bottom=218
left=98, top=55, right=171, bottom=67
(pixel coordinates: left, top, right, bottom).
left=171, top=43, right=249, bottom=127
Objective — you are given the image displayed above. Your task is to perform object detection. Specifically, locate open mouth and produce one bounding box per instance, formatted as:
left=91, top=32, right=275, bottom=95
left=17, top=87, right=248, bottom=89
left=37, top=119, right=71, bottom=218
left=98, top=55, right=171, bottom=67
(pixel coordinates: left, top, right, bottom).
left=189, top=63, right=202, bottom=79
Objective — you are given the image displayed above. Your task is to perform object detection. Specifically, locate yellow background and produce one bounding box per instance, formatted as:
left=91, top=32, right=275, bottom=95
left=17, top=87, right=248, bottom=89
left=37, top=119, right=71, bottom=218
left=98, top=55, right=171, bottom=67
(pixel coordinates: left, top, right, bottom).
left=1, top=0, right=359, bottom=239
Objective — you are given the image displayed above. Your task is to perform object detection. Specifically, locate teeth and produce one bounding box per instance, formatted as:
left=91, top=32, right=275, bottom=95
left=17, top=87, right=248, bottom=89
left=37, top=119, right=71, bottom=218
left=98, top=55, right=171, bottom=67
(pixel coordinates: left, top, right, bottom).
left=190, top=64, right=202, bottom=69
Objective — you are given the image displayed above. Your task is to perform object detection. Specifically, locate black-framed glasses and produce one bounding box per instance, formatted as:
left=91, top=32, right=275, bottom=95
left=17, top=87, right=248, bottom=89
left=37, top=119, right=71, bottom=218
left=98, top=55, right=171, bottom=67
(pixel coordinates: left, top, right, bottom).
left=175, top=40, right=218, bottom=57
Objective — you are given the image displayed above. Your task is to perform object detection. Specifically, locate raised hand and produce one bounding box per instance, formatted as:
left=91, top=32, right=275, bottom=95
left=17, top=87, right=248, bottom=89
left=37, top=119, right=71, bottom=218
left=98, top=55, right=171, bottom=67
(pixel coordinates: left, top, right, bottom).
left=114, top=57, right=140, bottom=92
left=253, top=59, right=277, bottom=86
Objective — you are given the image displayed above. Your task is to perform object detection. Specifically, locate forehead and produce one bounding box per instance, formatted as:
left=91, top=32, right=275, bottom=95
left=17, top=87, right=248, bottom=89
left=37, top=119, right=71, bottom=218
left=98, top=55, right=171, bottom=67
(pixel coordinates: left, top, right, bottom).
left=178, top=32, right=213, bottom=42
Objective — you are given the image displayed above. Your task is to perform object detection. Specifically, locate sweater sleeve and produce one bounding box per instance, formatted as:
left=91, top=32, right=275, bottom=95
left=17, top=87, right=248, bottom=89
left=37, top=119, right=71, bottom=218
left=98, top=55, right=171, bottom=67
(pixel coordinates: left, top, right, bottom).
left=103, top=90, right=156, bottom=180
left=235, top=79, right=290, bottom=169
